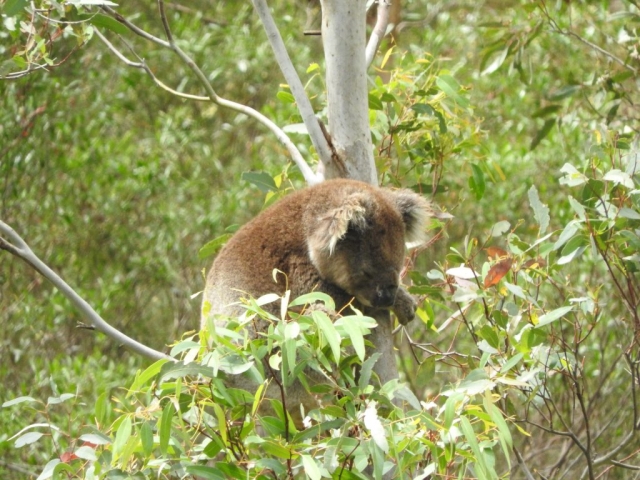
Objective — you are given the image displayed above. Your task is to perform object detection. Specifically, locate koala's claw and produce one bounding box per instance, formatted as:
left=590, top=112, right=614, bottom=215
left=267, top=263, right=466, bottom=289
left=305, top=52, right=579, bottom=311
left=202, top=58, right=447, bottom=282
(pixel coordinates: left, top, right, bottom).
left=393, top=287, right=417, bottom=325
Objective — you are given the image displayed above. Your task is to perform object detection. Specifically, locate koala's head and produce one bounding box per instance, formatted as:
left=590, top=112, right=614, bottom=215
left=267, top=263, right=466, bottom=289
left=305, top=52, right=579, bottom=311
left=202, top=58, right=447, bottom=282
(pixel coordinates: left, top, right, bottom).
left=308, top=186, right=432, bottom=309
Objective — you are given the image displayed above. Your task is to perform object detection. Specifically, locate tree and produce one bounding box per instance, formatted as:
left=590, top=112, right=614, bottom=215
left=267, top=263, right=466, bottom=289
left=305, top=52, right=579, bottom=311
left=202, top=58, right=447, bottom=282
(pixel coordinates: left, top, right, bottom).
left=1, top=1, right=457, bottom=478
left=2, top=1, right=640, bottom=479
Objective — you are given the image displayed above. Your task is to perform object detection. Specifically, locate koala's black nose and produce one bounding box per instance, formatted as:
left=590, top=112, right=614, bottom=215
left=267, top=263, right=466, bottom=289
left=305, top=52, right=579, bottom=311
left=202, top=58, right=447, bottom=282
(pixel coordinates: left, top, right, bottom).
left=375, top=285, right=397, bottom=308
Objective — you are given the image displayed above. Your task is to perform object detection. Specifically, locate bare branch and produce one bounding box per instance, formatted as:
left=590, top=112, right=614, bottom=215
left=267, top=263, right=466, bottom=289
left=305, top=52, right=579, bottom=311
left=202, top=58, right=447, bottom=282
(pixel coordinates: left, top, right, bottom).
left=0, top=220, right=173, bottom=362
left=251, top=0, right=331, bottom=182
left=365, top=0, right=391, bottom=68
left=94, top=29, right=209, bottom=101
left=97, top=2, right=321, bottom=185
left=539, top=3, right=638, bottom=75
left=101, top=6, right=171, bottom=48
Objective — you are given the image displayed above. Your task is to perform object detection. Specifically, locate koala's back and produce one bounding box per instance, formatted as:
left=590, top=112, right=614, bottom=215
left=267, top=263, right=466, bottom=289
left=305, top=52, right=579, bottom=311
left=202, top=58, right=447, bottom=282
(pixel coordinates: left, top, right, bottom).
left=202, top=179, right=370, bottom=321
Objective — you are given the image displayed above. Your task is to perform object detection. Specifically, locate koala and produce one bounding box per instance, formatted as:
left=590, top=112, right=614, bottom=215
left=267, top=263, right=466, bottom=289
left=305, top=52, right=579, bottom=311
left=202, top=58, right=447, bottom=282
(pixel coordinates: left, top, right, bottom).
left=201, top=178, right=433, bottom=420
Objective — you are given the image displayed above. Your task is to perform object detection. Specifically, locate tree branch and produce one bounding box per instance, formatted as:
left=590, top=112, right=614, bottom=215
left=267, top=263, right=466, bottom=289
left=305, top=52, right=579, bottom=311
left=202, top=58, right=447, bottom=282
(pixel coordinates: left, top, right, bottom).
left=0, top=221, right=172, bottom=362
left=251, top=0, right=330, bottom=183
left=93, top=29, right=209, bottom=102
left=100, top=2, right=321, bottom=185
left=365, top=0, right=391, bottom=68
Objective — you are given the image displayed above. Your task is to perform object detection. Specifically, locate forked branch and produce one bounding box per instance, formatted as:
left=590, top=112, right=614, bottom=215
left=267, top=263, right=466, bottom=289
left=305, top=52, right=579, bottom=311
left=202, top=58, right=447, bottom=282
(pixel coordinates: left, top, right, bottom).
left=99, top=2, right=322, bottom=185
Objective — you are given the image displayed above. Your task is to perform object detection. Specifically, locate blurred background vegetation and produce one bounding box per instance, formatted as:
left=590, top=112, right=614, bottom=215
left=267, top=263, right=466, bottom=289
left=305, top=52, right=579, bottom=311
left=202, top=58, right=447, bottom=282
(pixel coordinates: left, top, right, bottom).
left=1, top=0, right=639, bottom=477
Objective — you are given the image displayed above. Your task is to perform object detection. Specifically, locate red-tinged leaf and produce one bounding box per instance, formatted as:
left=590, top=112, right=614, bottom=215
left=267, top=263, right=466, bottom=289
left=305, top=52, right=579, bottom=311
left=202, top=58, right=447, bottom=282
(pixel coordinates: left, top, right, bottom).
left=60, top=451, right=77, bottom=463
left=484, top=258, right=513, bottom=288
left=486, top=246, right=509, bottom=260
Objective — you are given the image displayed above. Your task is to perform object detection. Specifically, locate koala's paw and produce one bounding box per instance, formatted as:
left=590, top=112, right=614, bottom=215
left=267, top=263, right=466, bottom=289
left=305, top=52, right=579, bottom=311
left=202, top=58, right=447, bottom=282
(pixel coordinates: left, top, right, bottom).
left=393, top=287, right=417, bottom=325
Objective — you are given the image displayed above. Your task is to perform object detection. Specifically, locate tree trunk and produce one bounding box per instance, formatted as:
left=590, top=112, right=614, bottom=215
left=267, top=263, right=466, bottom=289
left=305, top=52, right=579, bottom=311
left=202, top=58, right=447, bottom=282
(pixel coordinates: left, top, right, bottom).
left=320, top=0, right=377, bottom=185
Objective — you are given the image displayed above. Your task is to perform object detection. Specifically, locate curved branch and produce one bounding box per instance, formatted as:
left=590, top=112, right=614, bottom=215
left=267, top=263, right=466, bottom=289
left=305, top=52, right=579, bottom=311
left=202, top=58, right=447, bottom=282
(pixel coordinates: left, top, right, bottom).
left=94, top=29, right=209, bottom=101
left=365, top=0, right=391, bottom=68
left=100, top=3, right=322, bottom=185
left=0, top=220, right=173, bottom=362
left=251, top=0, right=331, bottom=182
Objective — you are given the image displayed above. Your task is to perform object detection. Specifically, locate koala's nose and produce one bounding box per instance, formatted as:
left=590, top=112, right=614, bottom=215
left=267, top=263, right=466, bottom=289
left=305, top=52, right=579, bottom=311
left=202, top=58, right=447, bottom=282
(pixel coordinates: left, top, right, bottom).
left=375, top=285, right=397, bottom=308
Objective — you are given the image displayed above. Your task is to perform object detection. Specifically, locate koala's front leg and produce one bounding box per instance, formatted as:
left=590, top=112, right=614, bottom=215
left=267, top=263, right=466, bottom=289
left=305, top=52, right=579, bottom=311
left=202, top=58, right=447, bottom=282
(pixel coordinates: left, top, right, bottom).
left=392, top=286, right=417, bottom=325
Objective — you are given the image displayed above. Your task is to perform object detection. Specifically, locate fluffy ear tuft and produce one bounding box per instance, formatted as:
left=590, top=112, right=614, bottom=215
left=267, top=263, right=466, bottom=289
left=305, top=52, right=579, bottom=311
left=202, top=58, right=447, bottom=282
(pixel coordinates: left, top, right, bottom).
left=310, top=192, right=370, bottom=255
left=389, top=190, right=433, bottom=247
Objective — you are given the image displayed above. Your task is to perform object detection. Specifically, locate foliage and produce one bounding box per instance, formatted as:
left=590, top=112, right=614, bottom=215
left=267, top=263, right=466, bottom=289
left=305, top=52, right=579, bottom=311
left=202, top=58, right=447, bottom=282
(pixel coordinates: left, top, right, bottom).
left=2, top=0, right=640, bottom=478
left=4, top=292, right=514, bottom=479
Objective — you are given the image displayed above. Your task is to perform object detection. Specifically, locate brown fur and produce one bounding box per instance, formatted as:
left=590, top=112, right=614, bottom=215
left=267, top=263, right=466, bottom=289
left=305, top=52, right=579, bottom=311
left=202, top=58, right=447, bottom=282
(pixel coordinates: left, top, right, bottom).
left=201, top=179, right=433, bottom=420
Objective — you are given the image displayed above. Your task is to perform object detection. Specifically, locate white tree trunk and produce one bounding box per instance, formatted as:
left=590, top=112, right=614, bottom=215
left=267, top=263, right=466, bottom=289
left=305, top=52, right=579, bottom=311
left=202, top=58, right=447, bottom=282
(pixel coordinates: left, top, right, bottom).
left=320, top=0, right=377, bottom=185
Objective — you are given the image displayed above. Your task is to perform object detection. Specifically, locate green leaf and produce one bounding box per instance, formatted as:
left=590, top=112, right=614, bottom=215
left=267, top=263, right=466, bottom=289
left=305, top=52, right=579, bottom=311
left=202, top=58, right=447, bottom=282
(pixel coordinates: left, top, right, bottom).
left=14, top=431, right=44, bottom=448
left=460, top=416, right=494, bottom=480
left=159, top=361, right=214, bottom=382
left=394, top=385, right=422, bottom=410
left=2, top=396, right=36, bottom=407
left=338, top=319, right=366, bottom=361
left=489, top=220, right=510, bottom=237
left=483, top=393, right=512, bottom=468
left=185, top=465, right=226, bottom=480
left=301, top=454, right=322, bottom=480
left=411, top=103, right=435, bottom=115
left=368, top=94, right=383, bottom=111
left=241, top=171, right=277, bottom=193
left=553, top=221, right=579, bottom=250
left=289, top=291, right=335, bottom=310
left=128, top=359, right=169, bottom=396
left=358, top=353, right=381, bottom=391
left=170, top=340, right=201, bottom=357
left=95, top=391, right=108, bottom=425
left=443, top=393, right=461, bottom=430
left=469, top=163, right=486, bottom=200
left=3, top=0, right=28, bottom=16
left=530, top=118, right=556, bottom=150
left=559, top=163, right=588, bottom=187
left=139, top=421, right=153, bottom=457
left=537, top=306, right=573, bottom=327
left=74, top=445, right=97, bottom=461
left=481, top=46, right=509, bottom=75
left=293, top=418, right=345, bottom=442
left=276, top=91, right=295, bottom=103
left=37, top=459, right=60, bottom=480
left=549, top=85, right=580, bottom=101
left=478, top=325, right=499, bottom=349
left=504, top=282, right=526, bottom=300
left=89, top=13, right=129, bottom=35
left=528, top=185, right=550, bottom=233
left=313, top=310, right=341, bottom=364
left=79, top=432, right=111, bottom=445
left=532, top=104, right=562, bottom=118
left=199, top=234, right=232, bottom=259
left=558, top=246, right=587, bottom=265
left=499, top=353, right=523, bottom=374
left=113, top=416, right=132, bottom=460
left=262, top=440, right=294, bottom=459
left=47, top=393, right=75, bottom=405
left=159, top=403, right=173, bottom=455
left=436, top=74, right=470, bottom=107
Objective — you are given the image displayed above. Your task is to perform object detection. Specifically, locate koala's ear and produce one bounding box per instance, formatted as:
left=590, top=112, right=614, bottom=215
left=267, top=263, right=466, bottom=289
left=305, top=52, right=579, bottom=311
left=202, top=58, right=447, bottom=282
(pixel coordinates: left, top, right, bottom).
left=309, top=192, right=370, bottom=255
left=389, top=190, right=433, bottom=246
